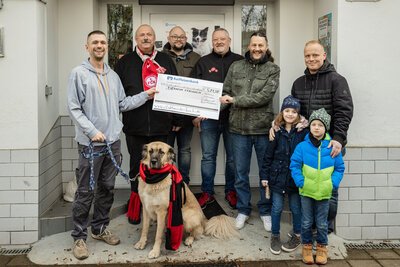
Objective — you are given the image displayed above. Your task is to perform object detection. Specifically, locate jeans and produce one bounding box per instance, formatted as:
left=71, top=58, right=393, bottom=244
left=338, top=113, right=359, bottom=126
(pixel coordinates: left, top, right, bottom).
left=200, top=119, right=235, bottom=195
left=231, top=133, right=271, bottom=216
left=301, top=196, right=329, bottom=245
left=167, top=126, right=194, bottom=184
left=271, top=191, right=302, bottom=236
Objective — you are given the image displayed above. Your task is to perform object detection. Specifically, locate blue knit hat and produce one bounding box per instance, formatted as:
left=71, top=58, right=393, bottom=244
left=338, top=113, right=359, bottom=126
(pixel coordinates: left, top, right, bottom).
left=281, top=95, right=300, bottom=112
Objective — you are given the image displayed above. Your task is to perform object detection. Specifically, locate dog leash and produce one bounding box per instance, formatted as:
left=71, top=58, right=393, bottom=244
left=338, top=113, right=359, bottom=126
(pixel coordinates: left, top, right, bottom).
left=81, top=140, right=130, bottom=191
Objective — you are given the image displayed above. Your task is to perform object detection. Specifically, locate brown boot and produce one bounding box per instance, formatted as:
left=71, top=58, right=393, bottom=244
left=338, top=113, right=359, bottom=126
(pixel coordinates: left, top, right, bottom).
left=315, top=244, right=328, bottom=265
left=302, top=244, right=314, bottom=264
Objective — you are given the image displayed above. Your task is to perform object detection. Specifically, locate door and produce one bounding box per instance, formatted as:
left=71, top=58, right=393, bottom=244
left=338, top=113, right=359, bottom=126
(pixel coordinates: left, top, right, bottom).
left=100, top=3, right=239, bottom=188
left=142, top=5, right=234, bottom=186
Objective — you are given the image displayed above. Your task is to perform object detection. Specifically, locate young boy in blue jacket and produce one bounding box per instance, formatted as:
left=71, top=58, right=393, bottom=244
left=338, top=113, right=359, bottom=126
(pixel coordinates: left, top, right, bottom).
left=290, top=108, right=345, bottom=265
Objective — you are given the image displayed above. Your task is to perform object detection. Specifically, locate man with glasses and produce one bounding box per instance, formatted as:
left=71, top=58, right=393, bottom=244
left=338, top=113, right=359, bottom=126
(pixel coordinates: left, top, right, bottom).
left=162, top=26, right=201, bottom=184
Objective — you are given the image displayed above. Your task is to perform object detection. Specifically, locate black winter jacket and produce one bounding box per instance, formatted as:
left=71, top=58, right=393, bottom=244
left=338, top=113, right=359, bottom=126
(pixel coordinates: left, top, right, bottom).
left=194, top=49, right=243, bottom=121
left=260, top=127, right=308, bottom=194
left=291, top=61, right=353, bottom=146
left=115, top=48, right=179, bottom=136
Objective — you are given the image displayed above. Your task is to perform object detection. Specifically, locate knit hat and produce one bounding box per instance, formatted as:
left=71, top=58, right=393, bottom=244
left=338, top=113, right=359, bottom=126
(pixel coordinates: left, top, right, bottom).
left=281, top=95, right=301, bottom=112
left=309, top=108, right=331, bottom=131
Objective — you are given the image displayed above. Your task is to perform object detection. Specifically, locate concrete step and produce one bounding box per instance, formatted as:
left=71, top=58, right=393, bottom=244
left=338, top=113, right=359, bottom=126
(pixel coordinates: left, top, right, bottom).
left=39, top=189, right=130, bottom=238
left=39, top=186, right=294, bottom=238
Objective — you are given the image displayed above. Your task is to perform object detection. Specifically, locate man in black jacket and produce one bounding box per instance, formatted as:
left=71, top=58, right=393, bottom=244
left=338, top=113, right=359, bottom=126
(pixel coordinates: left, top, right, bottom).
left=291, top=40, right=353, bottom=233
left=193, top=28, right=243, bottom=210
left=115, top=24, right=180, bottom=224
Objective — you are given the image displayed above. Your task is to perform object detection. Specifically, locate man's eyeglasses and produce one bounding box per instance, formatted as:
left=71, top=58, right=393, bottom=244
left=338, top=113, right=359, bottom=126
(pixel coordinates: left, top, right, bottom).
left=170, top=35, right=187, bottom=40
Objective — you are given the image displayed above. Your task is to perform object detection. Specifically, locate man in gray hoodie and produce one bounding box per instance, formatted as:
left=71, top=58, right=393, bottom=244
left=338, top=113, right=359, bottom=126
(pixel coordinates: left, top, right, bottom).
left=67, top=30, right=156, bottom=260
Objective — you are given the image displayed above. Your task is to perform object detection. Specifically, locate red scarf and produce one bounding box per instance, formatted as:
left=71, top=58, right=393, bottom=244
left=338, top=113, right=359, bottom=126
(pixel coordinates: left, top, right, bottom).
left=139, top=163, right=184, bottom=251
left=136, top=47, right=166, bottom=91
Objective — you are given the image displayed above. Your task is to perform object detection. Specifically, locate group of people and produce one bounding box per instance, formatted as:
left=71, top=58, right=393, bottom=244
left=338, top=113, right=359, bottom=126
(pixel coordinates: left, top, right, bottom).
left=67, top=23, right=353, bottom=265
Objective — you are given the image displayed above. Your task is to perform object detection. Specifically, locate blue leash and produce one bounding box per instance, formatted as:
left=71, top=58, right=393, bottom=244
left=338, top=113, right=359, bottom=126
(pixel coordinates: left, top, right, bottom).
left=81, top=140, right=130, bottom=191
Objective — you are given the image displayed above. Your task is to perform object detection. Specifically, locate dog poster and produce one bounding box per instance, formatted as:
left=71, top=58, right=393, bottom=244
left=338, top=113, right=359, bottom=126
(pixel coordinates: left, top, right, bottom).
left=149, top=14, right=225, bottom=56
left=190, top=26, right=212, bottom=56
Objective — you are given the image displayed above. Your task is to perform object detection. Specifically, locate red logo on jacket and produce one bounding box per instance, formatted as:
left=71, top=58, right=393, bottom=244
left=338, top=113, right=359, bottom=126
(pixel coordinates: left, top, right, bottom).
left=208, top=67, right=218, bottom=73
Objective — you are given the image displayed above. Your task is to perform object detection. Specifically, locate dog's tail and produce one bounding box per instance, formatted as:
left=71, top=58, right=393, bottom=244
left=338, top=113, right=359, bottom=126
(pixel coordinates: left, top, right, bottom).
left=204, top=215, right=240, bottom=239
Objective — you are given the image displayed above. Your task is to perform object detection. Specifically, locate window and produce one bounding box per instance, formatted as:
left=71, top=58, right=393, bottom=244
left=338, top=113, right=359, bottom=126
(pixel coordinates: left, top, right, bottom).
left=241, top=4, right=266, bottom=55
left=107, top=4, right=133, bottom=69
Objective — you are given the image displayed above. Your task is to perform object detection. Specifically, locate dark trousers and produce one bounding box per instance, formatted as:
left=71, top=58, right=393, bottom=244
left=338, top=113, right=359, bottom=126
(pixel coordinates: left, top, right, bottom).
left=125, top=134, right=168, bottom=191
left=71, top=140, right=121, bottom=241
left=328, top=188, right=338, bottom=233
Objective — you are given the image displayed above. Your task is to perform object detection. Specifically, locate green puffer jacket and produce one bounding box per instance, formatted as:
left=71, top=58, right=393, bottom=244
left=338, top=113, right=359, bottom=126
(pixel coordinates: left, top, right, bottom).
left=223, top=52, right=280, bottom=135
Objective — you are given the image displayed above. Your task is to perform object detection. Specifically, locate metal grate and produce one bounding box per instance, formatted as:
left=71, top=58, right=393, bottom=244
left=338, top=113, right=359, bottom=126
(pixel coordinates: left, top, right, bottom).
left=0, top=247, right=32, bottom=256
left=345, top=242, right=400, bottom=250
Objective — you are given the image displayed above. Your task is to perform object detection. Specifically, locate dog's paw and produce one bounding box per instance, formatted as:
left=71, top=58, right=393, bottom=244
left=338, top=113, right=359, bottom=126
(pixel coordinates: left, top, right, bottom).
left=184, top=236, right=194, bottom=247
left=134, top=240, right=147, bottom=250
left=148, top=249, right=160, bottom=259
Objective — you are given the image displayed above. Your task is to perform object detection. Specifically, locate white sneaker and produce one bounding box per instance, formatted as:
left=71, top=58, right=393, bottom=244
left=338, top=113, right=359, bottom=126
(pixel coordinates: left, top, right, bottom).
left=260, top=215, right=271, bottom=232
left=235, top=213, right=249, bottom=229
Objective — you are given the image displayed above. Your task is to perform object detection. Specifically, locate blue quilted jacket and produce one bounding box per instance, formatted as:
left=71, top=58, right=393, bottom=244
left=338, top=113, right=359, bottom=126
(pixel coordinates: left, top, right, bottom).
left=290, top=133, right=345, bottom=200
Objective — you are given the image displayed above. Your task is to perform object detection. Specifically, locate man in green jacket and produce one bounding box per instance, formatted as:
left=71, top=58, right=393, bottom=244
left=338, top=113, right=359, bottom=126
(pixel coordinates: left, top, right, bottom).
left=220, top=31, right=280, bottom=231
left=162, top=26, right=201, bottom=184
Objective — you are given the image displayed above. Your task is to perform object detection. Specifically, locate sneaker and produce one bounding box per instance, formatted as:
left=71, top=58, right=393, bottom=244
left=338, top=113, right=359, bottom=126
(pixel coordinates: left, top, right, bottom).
left=225, top=191, right=237, bottom=209
left=91, top=229, right=120, bottom=245
left=282, top=233, right=301, bottom=252
left=302, top=244, right=314, bottom=264
left=73, top=239, right=89, bottom=260
left=197, top=192, right=215, bottom=209
left=315, top=244, right=328, bottom=265
left=260, top=215, right=272, bottom=232
left=235, top=213, right=249, bottom=229
left=287, top=230, right=294, bottom=238
left=270, top=234, right=282, bottom=255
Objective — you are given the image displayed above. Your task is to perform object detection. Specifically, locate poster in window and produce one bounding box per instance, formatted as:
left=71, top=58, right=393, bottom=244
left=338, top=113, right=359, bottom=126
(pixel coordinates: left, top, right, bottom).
left=150, top=14, right=225, bottom=56
left=318, top=13, right=332, bottom=62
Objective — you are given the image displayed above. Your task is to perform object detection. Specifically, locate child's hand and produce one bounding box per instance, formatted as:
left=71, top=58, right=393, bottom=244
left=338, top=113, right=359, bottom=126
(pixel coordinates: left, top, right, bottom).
left=261, top=180, right=268, bottom=187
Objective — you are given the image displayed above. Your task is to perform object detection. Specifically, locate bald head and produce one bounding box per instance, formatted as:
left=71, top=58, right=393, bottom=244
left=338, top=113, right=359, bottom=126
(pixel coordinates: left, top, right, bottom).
left=304, top=40, right=325, bottom=52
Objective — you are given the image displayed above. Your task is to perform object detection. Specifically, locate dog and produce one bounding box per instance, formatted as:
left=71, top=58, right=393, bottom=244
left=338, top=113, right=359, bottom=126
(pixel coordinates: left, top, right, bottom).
left=191, top=27, right=210, bottom=56
left=134, top=141, right=239, bottom=259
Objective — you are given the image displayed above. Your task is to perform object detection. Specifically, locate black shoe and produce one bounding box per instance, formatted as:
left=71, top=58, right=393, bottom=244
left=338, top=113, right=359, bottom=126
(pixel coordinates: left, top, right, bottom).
left=270, top=235, right=282, bottom=255
left=128, top=217, right=141, bottom=225
left=282, top=233, right=301, bottom=252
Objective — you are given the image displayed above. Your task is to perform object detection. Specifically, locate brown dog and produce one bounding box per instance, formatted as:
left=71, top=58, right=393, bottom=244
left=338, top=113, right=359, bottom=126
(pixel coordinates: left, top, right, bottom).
left=134, top=141, right=239, bottom=258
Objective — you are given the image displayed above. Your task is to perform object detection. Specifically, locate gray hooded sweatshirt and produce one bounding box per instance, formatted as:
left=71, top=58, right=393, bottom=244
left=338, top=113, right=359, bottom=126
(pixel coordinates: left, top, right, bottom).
left=67, top=59, right=148, bottom=146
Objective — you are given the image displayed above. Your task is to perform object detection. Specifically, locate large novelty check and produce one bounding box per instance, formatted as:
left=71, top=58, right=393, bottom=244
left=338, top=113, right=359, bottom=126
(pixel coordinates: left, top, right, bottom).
left=152, top=74, right=223, bottom=120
